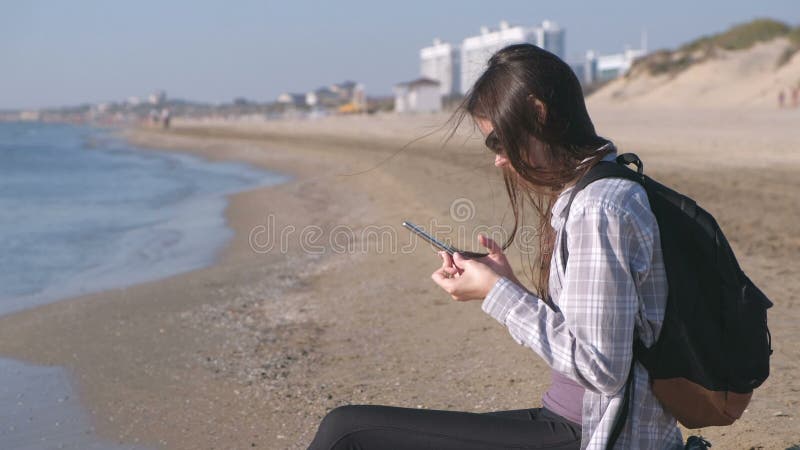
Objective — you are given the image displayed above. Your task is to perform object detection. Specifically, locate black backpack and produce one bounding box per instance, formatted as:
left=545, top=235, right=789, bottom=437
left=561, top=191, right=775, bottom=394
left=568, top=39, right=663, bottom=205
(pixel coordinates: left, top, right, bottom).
left=561, top=153, right=773, bottom=443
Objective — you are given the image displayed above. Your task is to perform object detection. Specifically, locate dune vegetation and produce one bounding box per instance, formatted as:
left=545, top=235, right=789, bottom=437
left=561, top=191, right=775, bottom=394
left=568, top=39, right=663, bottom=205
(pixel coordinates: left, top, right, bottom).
left=632, top=18, right=800, bottom=76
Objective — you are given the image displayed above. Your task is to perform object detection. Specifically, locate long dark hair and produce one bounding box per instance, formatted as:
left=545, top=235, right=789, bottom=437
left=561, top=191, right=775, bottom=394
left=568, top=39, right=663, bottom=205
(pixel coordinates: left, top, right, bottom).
left=446, top=43, right=612, bottom=298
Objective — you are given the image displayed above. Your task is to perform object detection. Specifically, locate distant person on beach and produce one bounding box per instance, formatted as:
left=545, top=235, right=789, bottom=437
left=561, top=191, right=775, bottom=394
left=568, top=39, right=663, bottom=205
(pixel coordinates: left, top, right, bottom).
left=307, top=44, right=682, bottom=449
left=161, top=108, right=171, bottom=129
left=792, top=87, right=799, bottom=109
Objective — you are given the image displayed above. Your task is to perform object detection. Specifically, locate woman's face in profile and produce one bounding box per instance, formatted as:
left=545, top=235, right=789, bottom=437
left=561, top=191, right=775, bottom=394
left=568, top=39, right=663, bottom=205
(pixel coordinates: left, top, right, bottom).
left=474, top=117, right=549, bottom=172
left=475, top=117, right=510, bottom=169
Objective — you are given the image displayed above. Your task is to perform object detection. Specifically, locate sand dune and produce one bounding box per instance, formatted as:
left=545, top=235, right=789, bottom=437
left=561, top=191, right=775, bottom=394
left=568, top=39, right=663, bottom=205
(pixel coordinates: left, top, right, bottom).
left=591, top=38, right=800, bottom=109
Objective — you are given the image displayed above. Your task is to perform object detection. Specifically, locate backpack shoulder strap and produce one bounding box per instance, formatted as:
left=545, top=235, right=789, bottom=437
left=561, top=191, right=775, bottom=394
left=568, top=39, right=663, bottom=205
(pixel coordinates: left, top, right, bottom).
left=559, top=154, right=645, bottom=269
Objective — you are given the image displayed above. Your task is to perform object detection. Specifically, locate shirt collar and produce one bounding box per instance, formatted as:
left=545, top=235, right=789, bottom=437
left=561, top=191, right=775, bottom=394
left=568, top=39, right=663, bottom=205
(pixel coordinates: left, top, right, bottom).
left=551, top=144, right=617, bottom=224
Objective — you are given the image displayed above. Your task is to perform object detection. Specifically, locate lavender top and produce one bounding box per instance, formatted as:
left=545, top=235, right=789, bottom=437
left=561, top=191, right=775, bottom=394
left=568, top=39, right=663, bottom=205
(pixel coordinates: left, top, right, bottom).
left=542, top=369, right=585, bottom=425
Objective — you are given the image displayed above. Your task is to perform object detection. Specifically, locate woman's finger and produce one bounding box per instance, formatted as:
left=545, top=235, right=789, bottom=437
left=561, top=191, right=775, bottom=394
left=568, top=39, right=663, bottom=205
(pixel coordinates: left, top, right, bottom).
left=452, top=252, right=475, bottom=267
left=431, top=268, right=458, bottom=292
left=434, top=265, right=460, bottom=280
left=479, top=234, right=504, bottom=255
left=443, top=266, right=459, bottom=276
left=440, top=251, right=464, bottom=274
left=439, top=251, right=451, bottom=268
left=440, top=251, right=456, bottom=268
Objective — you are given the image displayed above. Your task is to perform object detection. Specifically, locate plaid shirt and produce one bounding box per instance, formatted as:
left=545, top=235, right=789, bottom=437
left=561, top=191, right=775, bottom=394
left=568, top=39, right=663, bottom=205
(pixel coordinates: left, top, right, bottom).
left=482, top=154, right=684, bottom=449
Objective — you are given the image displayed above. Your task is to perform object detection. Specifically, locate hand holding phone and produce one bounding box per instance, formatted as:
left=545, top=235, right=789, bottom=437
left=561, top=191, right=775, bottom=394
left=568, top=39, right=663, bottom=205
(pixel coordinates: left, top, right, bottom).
left=402, top=220, right=489, bottom=258
left=409, top=220, right=526, bottom=301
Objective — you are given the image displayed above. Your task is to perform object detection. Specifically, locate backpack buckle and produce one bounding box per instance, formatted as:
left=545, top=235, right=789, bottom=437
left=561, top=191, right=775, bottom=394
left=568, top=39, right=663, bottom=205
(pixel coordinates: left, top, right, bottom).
left=616, top=153, right=644, bottom=175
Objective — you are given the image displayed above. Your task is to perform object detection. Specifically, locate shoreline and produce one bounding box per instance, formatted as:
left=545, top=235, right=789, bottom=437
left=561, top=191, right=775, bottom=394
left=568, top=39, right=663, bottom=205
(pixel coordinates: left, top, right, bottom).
left=0, top=129, right=289, bottom=318
left=0, top=356, right=150, bottom=450
left=0, top=125, right=293, bottom=449
left=0, top=108, right=798, bottom=449
left=0, top=121, right=454, bottom=449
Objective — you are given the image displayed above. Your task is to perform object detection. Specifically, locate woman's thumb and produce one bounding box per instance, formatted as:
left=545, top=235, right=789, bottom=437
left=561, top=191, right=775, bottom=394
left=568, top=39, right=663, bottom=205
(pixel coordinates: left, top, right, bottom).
left=480, top=234, right=503, bottom=255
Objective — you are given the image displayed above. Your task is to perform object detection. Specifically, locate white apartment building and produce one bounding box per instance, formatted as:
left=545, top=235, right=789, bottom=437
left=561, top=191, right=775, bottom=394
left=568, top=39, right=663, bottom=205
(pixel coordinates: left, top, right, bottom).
left=581, top=31, right=649, bottom=84
left=420, top=38, right=461, bottom=97
left=460, top=20, right=565, bottom=94
left=394, top=78, right=442, bottom=113
left=538, top=20, right=565, bottom=62
left=584, top=47, right=647, bottom=84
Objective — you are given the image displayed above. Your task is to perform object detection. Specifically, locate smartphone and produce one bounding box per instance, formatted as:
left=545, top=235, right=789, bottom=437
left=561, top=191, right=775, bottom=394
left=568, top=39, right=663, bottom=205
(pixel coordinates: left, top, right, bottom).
left=402, top=220, right=488, bottom=258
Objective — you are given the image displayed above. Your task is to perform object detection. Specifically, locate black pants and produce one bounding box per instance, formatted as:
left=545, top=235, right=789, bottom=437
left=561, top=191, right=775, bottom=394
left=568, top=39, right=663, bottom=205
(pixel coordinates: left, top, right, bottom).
left=307, top=405, right=582, bottom=450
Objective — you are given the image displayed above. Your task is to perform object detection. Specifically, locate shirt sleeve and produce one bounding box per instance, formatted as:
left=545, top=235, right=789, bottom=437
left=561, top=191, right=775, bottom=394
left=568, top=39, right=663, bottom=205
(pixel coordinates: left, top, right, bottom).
left=482, top=201, right=649, bottom=397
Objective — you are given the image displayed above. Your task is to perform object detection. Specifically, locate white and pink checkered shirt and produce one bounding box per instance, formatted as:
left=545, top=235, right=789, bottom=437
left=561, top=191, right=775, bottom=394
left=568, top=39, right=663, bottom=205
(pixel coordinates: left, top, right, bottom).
left=482, top=152, right=684, bottom=449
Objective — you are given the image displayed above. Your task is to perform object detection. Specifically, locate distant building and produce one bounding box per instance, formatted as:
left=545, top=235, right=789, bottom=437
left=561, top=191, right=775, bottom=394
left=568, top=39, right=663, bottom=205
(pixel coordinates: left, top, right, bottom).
left=277, top=93, right=307, bottom=107
left=568, top=60, right=587, bottom=84
left=331, top=81, right=366, bottom=112
left=330, top=81, right=358, bottom=101
left=306, top=87, right=339, bottom=107
left=597, top=48, right=646, bottom=81
left=305, top=91, right=318, bottom=106
left=460, top=20, right=565, bottom=94
left=19, top=110, right=41, bottom=121
left=420, top=38, right=461, bottom=97
left=149, top=90, right=166, bottom=105
left=577, top=31, right=648, bottom=85
left=583, top=47, right=647, bottom=84
left=538, top=20, right=565, bottom=62
left=304, top=81, right=366, bottom=112
left=349, top=83, right=367, bottom=112
left=393, top=78, right=441, bottom=113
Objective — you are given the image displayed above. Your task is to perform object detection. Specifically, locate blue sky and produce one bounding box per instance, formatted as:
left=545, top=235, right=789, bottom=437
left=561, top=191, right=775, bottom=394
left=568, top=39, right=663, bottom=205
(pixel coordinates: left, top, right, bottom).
left=1, top=1, right=797, bottom=109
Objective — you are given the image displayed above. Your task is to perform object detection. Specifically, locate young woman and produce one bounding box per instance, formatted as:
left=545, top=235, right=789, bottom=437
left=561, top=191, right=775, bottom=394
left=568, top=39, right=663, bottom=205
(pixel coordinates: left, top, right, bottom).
left=307, top=44, right=683, bottom=449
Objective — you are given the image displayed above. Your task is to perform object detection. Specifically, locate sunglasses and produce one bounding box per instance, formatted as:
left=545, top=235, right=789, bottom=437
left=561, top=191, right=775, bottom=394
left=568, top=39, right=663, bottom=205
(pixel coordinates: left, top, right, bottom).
left=484, top=130, right=502, bottom=154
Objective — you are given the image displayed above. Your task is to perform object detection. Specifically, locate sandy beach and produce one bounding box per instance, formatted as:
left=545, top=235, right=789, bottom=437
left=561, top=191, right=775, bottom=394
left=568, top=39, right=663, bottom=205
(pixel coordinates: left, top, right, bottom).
left=0, top=103, right=798, bottom=449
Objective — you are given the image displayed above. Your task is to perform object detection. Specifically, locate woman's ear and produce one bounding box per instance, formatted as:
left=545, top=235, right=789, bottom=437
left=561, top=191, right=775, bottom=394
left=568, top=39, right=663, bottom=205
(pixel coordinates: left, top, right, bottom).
left=527, top=94, right=547, bottom=124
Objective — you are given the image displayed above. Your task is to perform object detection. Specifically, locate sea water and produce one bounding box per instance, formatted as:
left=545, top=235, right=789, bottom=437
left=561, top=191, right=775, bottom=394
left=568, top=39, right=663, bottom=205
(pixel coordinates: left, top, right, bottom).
left=0, top=121, right=288, bottom=315
left=0, top=121, right=288, bottom=448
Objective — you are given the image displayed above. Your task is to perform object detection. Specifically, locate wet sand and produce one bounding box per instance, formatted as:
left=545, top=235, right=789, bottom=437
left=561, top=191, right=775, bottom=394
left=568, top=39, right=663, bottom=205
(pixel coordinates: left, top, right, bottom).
left=0, top=105, right=797, bottom=449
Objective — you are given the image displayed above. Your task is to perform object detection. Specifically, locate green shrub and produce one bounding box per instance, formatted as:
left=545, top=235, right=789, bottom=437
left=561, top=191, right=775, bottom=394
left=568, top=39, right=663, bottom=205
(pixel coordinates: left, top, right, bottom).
left=679, top=36, right=714, bottom=54
left=714, top=18, right=790, bottom=50
left=636, top=19, right=794, bottom=75
left=788, top=26, right=800, bottom=47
